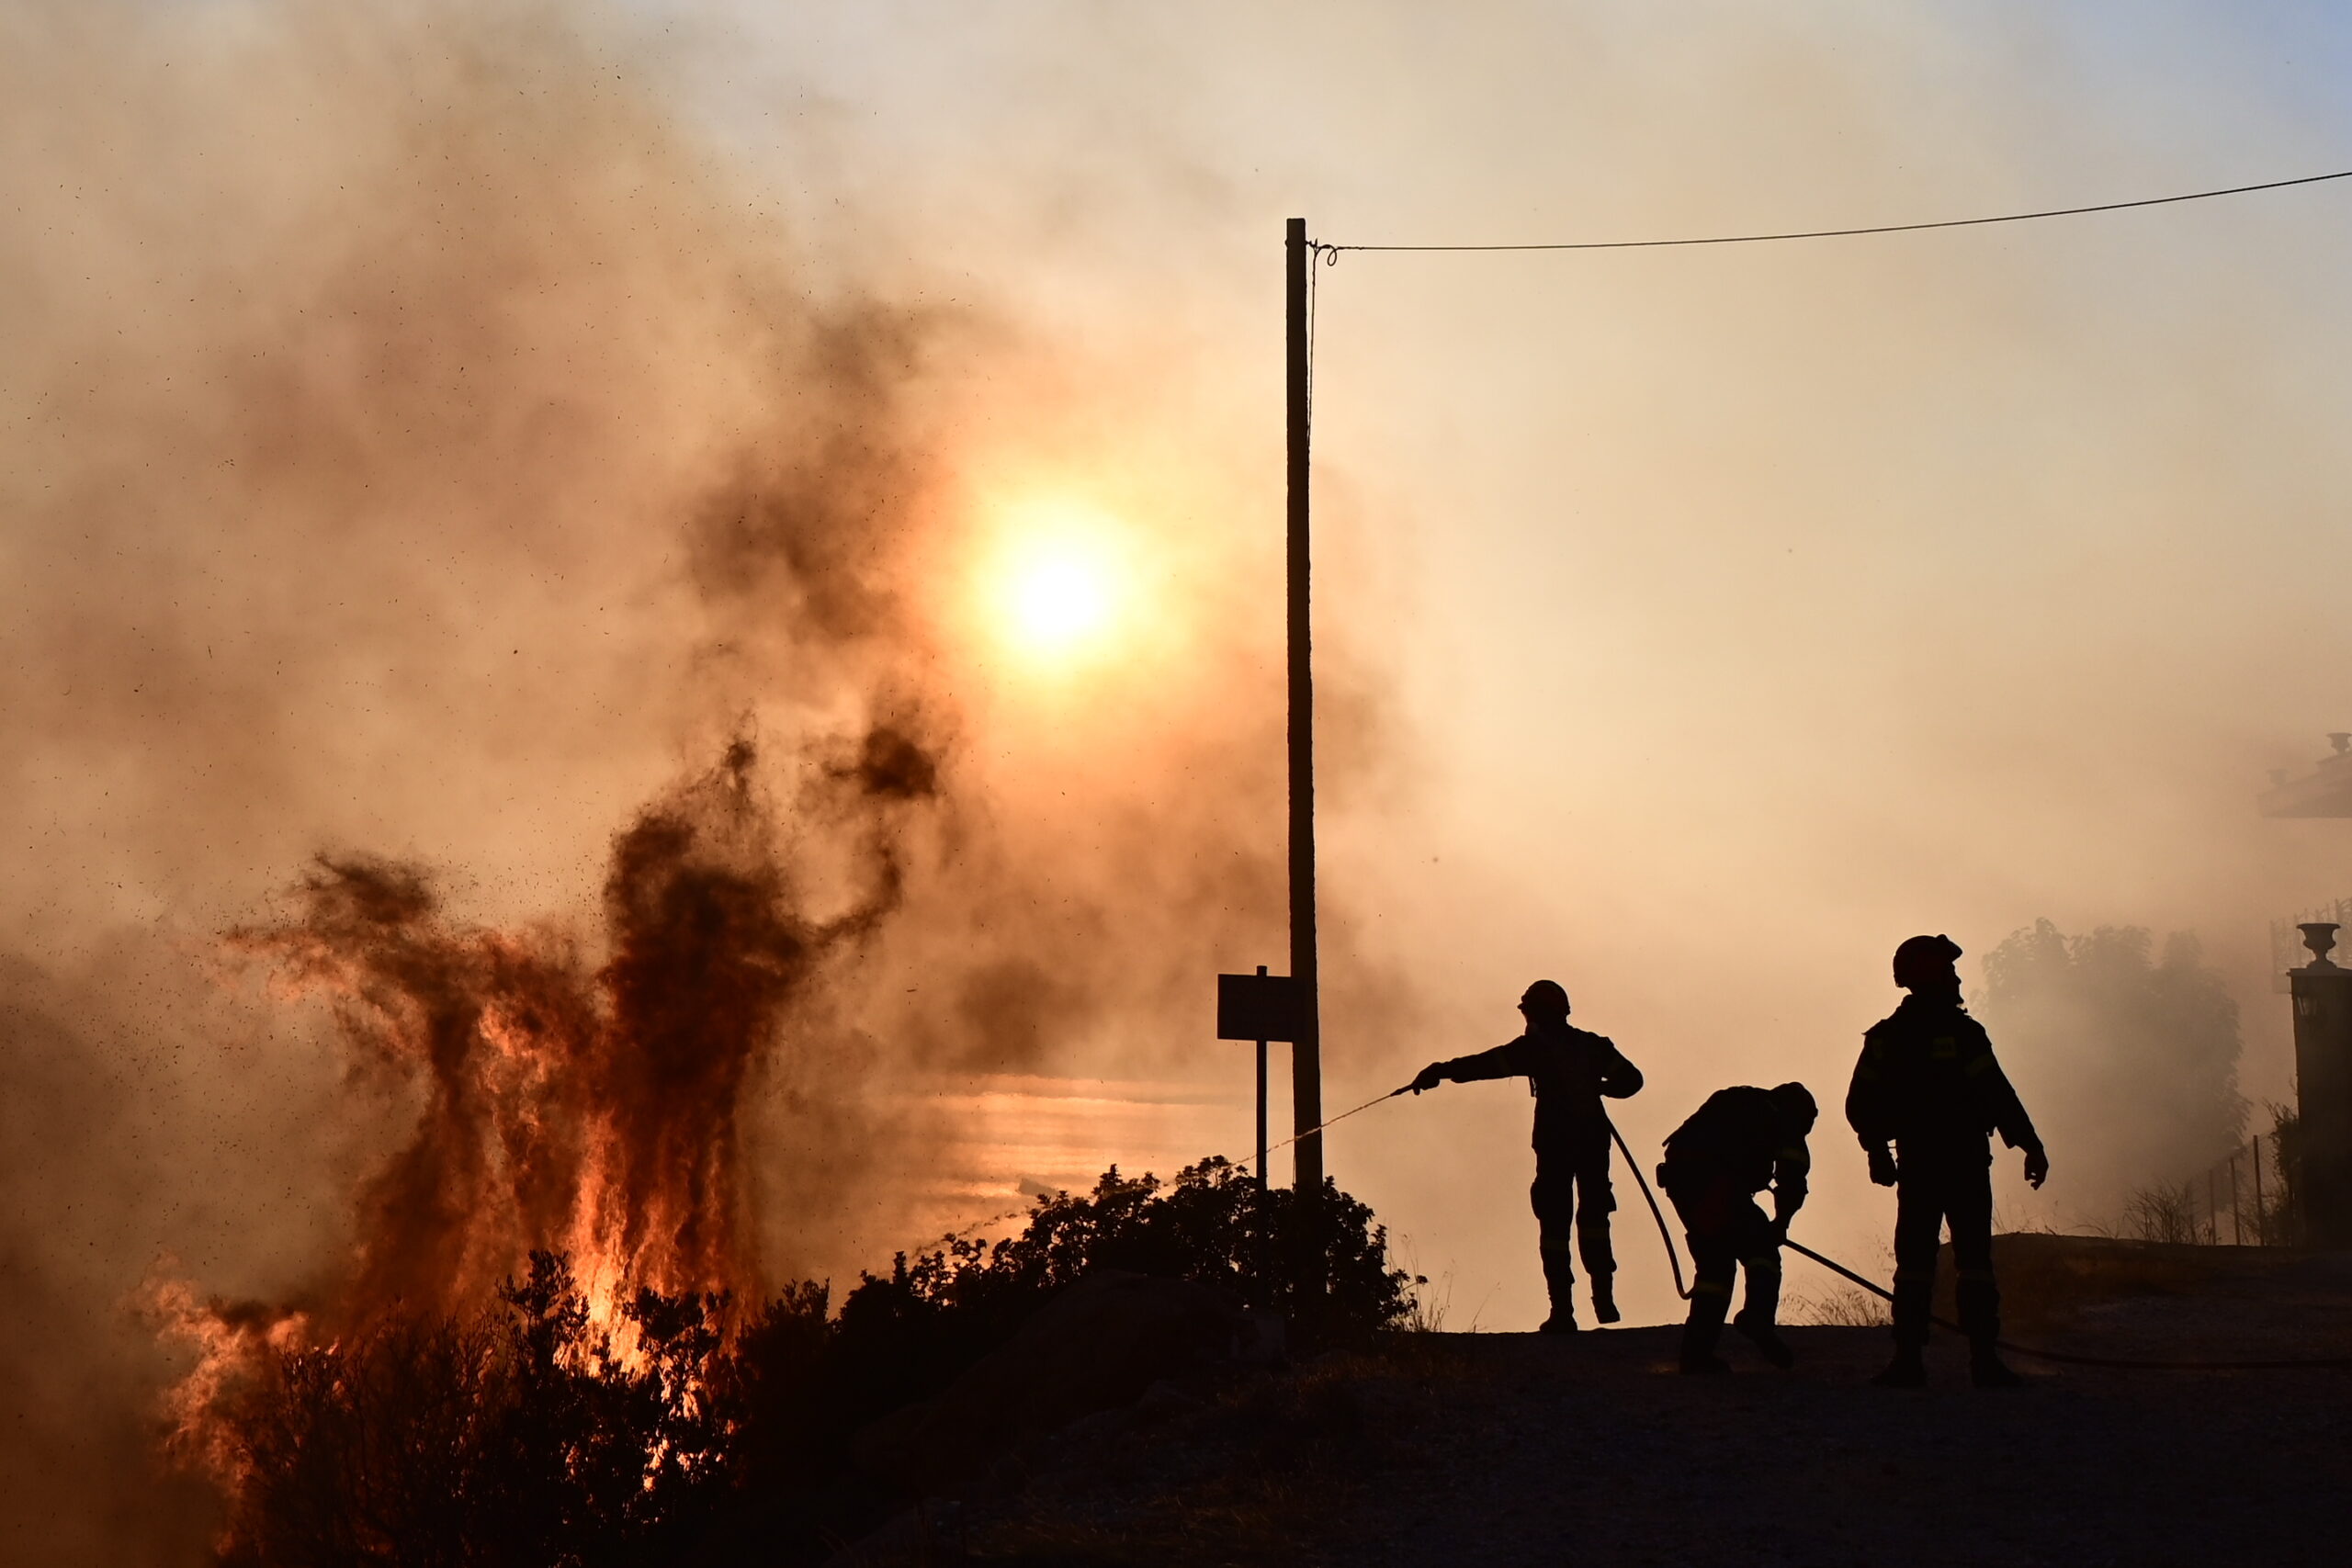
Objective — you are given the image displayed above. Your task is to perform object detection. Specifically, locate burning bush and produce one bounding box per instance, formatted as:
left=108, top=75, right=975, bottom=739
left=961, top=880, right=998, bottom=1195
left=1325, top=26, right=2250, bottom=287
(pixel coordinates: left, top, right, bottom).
left=199, top=1252, right=736, bottom=1568
left=179, top=1163, right=1410, bottom=1566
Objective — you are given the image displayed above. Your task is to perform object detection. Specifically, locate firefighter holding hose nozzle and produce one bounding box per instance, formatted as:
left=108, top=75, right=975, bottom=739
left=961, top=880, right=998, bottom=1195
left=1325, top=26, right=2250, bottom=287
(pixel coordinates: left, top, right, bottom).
left=1657, top=1081, right=1818, bottom=1374
left=1848, top=933, right=2049, bottom=1389
left=1408, top=979, right=1643, bottom=1333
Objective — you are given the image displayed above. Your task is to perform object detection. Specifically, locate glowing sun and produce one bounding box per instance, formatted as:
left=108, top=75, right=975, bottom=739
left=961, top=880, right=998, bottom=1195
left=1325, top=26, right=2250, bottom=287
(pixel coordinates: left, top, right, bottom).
left=988, top=513, right=1127, bottom=663
left=1011, top=553, right=1110, bottom=647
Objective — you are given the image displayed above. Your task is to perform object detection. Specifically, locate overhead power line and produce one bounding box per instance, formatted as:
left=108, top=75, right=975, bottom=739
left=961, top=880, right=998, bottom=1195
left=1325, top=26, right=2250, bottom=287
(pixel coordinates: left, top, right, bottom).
left=1319, top=165, right=2352, bottom=255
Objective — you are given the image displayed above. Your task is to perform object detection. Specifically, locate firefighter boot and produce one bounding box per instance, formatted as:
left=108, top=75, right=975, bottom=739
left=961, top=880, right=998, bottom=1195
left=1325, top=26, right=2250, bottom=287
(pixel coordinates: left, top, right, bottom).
left=1537, top=1247, right=1578, bottom=1335
left=1872, top=1267, right=1931, bottom=1387
left=1732, top=1252, right=1793, bottom=1368
left=1589, top=1271, right=1621, bottom=1326
left=1971, top=1341, right=2023, bottom=1388
left=1679, top=1287, right=1731, bottom=1375
left=1956, top=1270, right=2018, bottom=1386
left=1734, top=1313, right=1795, bottom=1369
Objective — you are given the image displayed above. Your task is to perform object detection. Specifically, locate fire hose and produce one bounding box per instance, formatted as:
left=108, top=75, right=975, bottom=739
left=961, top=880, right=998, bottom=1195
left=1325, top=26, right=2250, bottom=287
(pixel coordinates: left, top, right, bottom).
left=1254, top=1086, right=1411, bottom=1160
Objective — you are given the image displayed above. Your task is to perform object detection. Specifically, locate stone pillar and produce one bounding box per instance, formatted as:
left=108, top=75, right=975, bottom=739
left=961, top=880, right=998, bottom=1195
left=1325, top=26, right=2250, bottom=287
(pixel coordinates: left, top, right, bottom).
left=2289, top=923, right=2352, bottom=1247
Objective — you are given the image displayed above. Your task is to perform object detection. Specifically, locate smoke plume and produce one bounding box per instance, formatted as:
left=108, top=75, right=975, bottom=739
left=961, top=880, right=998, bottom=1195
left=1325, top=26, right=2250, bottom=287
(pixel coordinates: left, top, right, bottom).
left=0, top=3, right=1321, bottom=1560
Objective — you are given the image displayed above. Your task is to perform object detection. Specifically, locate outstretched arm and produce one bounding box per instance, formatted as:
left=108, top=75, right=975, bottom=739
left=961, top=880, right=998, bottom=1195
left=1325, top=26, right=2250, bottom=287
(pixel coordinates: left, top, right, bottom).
left=1408, top=1039, right=1524, bottom=1093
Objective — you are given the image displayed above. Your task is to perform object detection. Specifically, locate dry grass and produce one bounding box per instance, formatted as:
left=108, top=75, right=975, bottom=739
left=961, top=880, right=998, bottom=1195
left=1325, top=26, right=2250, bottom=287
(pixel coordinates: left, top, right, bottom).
left=2123, top=1180, right=2204, bottom=1245
left=1785, top=1285, right=1892, bottom=1327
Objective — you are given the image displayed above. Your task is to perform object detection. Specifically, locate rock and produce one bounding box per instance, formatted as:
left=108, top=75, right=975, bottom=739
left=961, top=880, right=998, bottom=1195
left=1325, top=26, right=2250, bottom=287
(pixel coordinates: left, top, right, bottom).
left=820, top=1499, right=965, bottom=1568
left=1132, top=1377, right=1208, bottom=1422
left=1232, top=1307, right=1288, bottom=1366
left=851, top=1269, right=1238, bottom=1493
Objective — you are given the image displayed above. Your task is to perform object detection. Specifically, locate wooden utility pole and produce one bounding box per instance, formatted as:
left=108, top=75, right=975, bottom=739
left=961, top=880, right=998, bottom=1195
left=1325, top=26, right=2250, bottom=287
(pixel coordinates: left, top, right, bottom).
left=1255, top=964, right=1272, bottom=1193
left=1286, top=218, right=1324, bottom=1195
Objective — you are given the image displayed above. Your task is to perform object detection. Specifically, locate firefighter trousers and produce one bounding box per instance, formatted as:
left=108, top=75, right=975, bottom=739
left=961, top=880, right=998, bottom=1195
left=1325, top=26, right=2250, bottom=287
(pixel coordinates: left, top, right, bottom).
left=1668, top=1178, right=1782, bottom=1338
left=1892, top=1154, right=1998, bottom=1350
left=1531, top=1138, right=1615, bottom=1305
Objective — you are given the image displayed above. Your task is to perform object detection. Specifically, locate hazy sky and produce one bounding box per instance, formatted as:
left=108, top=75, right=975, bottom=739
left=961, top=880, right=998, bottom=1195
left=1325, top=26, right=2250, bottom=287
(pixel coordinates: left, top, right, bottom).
left=628, top=0, right=2352, bottom=1321
left=12, top=2, right=2352, bottom=1434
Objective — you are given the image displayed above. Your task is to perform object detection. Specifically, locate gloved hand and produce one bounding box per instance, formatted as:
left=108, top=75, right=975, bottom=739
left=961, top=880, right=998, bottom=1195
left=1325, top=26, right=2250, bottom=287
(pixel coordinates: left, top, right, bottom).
left=2022, top=1145, right=2050, bottom=1190
left=1866, top=1145, right=1899, bottom=1187
left=1408, top=1063, right=1446, bottom=1095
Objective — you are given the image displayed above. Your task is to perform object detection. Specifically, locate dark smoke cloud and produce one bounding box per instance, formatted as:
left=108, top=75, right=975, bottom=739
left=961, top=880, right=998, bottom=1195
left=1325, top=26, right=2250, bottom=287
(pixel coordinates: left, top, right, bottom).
left=186, top=736, right=921, bottom=1342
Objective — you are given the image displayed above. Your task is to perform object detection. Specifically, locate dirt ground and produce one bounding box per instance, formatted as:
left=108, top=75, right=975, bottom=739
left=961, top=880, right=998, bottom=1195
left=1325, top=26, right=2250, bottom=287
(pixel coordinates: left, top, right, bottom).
left=878, top=1247, right=2352, bottom=1568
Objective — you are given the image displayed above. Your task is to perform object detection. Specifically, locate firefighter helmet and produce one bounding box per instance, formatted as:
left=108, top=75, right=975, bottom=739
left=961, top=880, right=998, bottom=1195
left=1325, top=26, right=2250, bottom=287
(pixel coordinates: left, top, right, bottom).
left=1518, top=979, right=1571, bottom=1020
left=1892, top=933, right=1963, bottom=990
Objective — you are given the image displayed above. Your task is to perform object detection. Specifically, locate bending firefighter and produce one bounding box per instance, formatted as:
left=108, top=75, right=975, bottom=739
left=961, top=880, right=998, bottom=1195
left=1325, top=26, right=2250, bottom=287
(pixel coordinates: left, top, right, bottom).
left=1408, top=979, right=1643, bottom=1332
left=1848, top=933, right=2050, bottom=1389
left=1657, top=1081, right=1817, bottom=1374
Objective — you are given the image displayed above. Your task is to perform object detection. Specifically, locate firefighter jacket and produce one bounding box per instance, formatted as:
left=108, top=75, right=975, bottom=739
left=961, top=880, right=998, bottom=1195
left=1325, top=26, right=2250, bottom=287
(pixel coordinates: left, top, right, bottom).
left=1660, top=1087, right=1812, bottom=1226
left=1430, top=1023, right=1641, bottom=1153
left=1845, top=994, right=2041, bottom=1166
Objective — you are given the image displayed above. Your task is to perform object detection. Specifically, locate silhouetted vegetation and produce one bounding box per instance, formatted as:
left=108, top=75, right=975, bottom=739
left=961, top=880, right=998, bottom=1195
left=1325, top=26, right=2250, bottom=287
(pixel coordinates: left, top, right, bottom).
left=2120, top=1179, right=2203, bottom=1244
left=832, top=1156, right=1409, bottom=1388
left=2113, top=1103, right=2304, bottom=1247
left=213, top=1252, right=738, bottom=1568
left=198, top=1158, right=1410, bottom=1566
left=2262, top=1103, right=2305, bottom=1245
left=1787, top=1284, right=1891, bottom=1327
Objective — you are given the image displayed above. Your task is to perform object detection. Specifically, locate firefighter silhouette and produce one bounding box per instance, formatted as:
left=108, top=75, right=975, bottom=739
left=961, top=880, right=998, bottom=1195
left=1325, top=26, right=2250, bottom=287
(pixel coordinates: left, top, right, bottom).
left=1848, top=933, right=2049, bottom=1388
left=1658, top=1081, right=1816, bottom=1373
left=1409, top=979, right=1643, bottom=1332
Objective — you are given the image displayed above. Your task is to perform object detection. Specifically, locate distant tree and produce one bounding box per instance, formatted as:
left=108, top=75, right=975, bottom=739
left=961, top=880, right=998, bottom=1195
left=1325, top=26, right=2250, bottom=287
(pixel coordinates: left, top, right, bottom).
left=1978, top=920, right=2247, bottom=1217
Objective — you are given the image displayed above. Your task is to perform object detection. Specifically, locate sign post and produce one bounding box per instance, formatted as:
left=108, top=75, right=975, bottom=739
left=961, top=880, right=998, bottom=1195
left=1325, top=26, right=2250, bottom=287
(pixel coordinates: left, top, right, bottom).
left=1256, top=969, right=1269, bottom=1191
left=1217, top=966, right=1306, bottom=1189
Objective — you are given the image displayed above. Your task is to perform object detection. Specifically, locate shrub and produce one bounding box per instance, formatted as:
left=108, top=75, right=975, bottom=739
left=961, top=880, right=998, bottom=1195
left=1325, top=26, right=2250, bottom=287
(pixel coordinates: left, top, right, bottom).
left=2256, top=1103, right=2304, bottom=1246
left=829, top=1156, right=1410, bottom=1382
left=212, top=1252, right=734, bottom=1568
left=199, top=1162, right=1410, bottom=1566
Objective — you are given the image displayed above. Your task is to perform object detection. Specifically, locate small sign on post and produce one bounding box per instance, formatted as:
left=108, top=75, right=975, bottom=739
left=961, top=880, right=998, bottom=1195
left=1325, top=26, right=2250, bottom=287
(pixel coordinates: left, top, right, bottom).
left=1219, top=968, right=1303, bottom=1190
left=1217, top=970, right=1306, bottom=1043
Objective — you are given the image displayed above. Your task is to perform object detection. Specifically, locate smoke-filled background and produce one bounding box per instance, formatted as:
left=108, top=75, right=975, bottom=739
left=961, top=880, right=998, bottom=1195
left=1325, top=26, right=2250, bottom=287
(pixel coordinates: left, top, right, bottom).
left=8, top=0, right=2352, bottom=1559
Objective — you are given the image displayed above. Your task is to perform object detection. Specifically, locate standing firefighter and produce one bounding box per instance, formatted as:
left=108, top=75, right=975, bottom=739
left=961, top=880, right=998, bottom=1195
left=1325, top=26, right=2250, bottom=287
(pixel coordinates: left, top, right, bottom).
left=1408, top=979, right=1643, bottom=1332
left=1658, top=1082, right=1817, bottom=1374
left=1848, top=933, right=2050, bottom=1389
